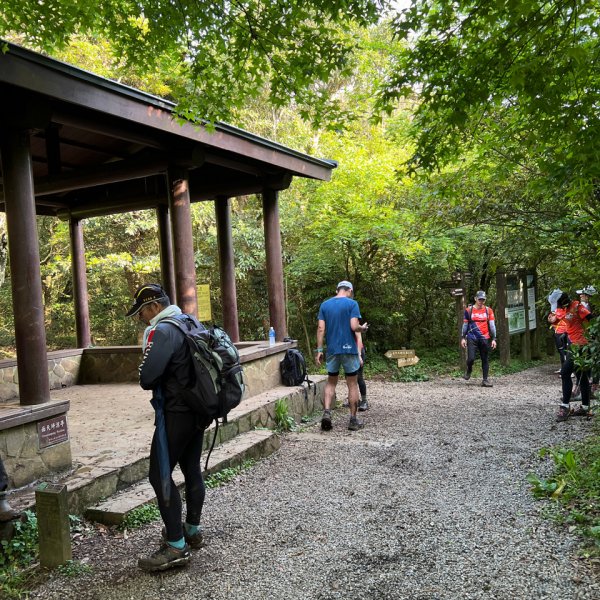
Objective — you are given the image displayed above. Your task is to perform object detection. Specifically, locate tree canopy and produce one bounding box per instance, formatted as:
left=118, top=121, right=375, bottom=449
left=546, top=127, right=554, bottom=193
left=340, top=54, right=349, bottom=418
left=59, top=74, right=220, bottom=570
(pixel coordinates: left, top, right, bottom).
left=0, top=0, right=389, bottom=127
left=380, top=1, right=600, bottom=202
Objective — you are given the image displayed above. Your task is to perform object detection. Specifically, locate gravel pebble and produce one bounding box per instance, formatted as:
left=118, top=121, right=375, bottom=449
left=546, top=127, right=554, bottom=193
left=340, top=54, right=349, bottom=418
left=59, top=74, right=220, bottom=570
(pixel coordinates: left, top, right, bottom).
left=27, top=364, right=599, bottom=599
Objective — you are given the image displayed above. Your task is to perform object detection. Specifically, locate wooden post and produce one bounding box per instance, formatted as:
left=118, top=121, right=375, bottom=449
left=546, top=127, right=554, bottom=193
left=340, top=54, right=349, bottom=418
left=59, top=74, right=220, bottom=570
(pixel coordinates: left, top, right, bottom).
left=0, top=128, right=50, bottom=405
left=69, top=218, right=91, bottom=347
left=531, top=271, right=541, bottom=359
left=36, top=483, right=72, bottom=568
left=457, top=274, right=467, bottom=371
left=262, top=188, right=287, bottom=340
left=495, top=270, right=510, bottom=366
left=157, top=204, right=176, bottom=304
left=521, top=270, right=531, bottom=361
left=167, top=167, right=197, bottom=316
left=215, top=196, right=240, bottom=342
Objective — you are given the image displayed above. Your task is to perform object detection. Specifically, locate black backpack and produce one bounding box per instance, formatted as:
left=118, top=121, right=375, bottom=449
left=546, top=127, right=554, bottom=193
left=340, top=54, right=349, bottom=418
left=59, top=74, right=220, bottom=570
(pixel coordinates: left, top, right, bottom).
left=280, top=349, right=314, bottom=399
left=163, top=315, right=245, bottom=467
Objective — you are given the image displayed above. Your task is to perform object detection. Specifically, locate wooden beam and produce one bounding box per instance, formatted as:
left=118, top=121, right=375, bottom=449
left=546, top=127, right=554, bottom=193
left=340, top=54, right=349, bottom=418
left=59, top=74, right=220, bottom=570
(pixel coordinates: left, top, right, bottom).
left=34, top=155, right=169, bottom=196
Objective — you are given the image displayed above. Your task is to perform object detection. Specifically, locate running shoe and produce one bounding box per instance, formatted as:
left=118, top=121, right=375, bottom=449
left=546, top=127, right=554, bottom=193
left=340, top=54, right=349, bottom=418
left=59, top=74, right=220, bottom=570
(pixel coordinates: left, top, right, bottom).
left=138, top=543, right=190, bottom=572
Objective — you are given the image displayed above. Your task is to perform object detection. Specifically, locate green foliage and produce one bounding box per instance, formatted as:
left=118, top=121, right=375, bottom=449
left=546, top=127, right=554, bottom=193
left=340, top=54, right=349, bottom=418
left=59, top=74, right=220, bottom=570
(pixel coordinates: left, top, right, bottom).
left=204, top=460, right=256, bottom=489
left=0, top=0, right=385, bottom=128
left=118, top=503, right=161, bottom=531
left=528, top=436, right=600, bottom=555
left=0, top=510, right=38, bottom=569
left=572, top=318, right=600, bottom=373
left=56, top=560, right=92, bottom=577
left=274, top=398, right=297, bottom=432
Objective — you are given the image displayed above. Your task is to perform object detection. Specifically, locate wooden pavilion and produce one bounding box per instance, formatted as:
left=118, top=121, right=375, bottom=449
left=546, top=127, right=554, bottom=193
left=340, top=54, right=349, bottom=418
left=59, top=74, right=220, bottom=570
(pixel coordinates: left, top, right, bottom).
left=0, top=41, right=335, bottom=410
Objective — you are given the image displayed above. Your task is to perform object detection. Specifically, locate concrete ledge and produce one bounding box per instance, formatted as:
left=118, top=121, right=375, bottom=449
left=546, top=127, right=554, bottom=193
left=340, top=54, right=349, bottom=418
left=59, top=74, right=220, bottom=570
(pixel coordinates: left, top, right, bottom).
left=0, top=399, right=70, bottom=431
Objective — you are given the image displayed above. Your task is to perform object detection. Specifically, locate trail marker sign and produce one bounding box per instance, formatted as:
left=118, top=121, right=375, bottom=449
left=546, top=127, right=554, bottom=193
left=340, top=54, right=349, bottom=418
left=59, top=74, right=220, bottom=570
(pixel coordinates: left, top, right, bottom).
left=384, top=349, right=419, bottom=368
left=384, top=349, right=415, bottom=359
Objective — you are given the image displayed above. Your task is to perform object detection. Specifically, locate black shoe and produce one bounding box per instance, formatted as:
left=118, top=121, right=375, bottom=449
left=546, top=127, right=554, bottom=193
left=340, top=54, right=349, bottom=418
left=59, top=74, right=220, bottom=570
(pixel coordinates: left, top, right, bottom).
left=321, top=410, right=332, bottom=431
left=556, top=406, right=570, bottom=422
left=358, top=399, right=369, bottom=412
left=348, top=417, right=364, bottom=431
left=571, top=405, right=591, bottom=417
left=463, top=371, right=471, bottom=381
left=481, top=380, right=493, bottom=388
left=138, top=543, right=190, bottom=572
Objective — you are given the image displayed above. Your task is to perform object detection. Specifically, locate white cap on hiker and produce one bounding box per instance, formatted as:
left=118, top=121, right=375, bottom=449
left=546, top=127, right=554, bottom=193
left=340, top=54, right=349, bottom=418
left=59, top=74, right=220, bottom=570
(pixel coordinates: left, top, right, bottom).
left=336, top=280, right=353, bottom=291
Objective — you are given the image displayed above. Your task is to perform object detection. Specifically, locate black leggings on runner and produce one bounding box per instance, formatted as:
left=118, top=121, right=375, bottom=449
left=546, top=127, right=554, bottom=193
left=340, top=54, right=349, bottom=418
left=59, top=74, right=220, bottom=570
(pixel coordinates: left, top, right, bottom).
left=357, top=348, right=366, bottom=397
left=148, top=411, right=205, bottom=543
left=561, top=351, right=591, bottom=406
left=466, top=338, right=490, bottom=380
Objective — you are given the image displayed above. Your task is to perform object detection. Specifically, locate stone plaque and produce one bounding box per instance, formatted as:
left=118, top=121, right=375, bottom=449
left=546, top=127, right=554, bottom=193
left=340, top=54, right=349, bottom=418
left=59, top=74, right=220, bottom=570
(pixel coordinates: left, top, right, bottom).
left=38, top=414, right=69, bottom=449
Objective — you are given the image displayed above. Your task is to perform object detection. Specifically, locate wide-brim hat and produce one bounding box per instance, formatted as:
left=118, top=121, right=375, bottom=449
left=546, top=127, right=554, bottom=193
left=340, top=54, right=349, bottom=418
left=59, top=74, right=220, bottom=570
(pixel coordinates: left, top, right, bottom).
left=125, top=283, right=168, bottom=317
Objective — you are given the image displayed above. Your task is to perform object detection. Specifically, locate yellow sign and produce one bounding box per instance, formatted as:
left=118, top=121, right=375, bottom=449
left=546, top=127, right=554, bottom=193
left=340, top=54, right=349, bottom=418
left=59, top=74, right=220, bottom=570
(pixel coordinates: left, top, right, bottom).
left=384, top=349, right=416, bottom=359
left=397, top=356, right=419, bottom=368
left=197, top=284, right=212, bottom=321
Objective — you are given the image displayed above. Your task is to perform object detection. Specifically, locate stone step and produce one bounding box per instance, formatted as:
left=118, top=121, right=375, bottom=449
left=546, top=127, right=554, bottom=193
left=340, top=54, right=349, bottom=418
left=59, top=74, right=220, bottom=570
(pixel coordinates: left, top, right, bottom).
left=85, top=428, right=281, bottom=526
left=7, top=377, right=325, bottom=517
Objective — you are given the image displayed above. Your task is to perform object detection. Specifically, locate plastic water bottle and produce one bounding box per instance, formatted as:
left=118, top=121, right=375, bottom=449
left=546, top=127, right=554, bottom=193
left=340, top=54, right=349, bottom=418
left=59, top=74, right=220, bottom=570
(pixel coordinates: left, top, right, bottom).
left=268, top=326, right=276, bottom=347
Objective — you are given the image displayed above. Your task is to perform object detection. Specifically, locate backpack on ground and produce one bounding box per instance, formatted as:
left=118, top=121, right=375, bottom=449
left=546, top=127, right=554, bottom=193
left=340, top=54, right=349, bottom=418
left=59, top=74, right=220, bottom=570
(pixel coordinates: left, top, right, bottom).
left=280, top=348, right=314, bottom=400
left=162, top=315, right=245, bottom=467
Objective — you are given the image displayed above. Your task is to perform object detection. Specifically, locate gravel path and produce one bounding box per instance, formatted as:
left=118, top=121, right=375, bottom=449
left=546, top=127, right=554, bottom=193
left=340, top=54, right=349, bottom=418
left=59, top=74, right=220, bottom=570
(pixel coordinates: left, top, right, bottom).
left=28, top=365, right=599, bottom=599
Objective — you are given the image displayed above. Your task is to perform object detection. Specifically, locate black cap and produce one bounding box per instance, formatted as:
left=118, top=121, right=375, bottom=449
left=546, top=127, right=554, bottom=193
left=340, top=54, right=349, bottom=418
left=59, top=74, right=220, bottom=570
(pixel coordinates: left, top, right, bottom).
left=125, top=283, right=169, bottom=317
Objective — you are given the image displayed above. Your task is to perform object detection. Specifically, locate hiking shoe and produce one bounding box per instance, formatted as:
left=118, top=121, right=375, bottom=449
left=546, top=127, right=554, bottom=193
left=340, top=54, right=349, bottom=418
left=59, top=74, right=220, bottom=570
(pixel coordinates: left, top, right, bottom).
left=358, top=399, right=369, bottom=412
left=481, top=380, right=493, bottom=388
left=348, top=417, right=364, bottom=431
left=572, top=405, right=592, bottom=417
left=162, top=526, right=204, bottom=550
left=138, top=543, right=190, bottom=572
left=463, top=371, right=471, bottom=381
left=321, top=410, right=332, bottom=431
left=556, top=406, right=570, bottom=422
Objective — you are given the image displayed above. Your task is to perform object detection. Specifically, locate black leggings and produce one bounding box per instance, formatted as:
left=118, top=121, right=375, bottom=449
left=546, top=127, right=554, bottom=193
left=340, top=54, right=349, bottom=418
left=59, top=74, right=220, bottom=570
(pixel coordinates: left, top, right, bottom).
left=357, top=348, right=366, bottom=397
left=148, top=411, right=205, bottom=543
left=466, top=338, right=490, bottom=380
left=561, top=351, right=591, bottom=405
left=553, top=332, right=568, bottom=366
left=0, top=457, right=8, bottom=492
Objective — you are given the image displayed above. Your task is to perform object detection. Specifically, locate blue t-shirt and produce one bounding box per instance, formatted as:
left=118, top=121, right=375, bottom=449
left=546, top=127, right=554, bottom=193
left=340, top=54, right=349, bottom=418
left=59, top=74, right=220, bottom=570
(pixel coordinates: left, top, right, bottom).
left=317, top=296, right=361, bottom=356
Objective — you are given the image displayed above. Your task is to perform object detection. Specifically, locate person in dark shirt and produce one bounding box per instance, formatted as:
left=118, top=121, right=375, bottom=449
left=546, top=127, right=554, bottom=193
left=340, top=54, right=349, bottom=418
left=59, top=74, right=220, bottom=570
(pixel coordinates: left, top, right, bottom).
left=126, top=283, right=206, bottom=572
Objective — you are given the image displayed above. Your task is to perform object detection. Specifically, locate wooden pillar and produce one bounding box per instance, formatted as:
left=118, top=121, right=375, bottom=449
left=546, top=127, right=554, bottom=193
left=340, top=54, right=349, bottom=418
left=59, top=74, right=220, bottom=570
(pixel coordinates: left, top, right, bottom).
left=495, top=270, right=510, bottom=366
left=456, top=273, right=467, bottom=370
left=215, top=196, right=239, bottom=342
left=0, top=128, right=50, bottom=405
left=531, top=271, right=541, bottom=359
left=262, top=188, right=287, bottom=340
left=69, top=218, right=91, bottom=347
left=157, top=204, right=176, bottom=304
left=520, top=270, right=531, bottom=361
left=167, top=167, right=197, bottom=316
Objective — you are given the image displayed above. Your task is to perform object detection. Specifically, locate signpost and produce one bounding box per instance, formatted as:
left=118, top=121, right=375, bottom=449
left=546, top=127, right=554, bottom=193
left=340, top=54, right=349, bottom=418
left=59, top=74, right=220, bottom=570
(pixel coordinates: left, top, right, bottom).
left=384, top=349, right=419, bottom=368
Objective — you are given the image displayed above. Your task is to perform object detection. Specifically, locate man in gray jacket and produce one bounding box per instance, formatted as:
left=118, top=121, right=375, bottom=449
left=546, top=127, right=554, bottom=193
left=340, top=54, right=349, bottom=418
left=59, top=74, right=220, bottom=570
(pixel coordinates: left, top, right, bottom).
left=127, top=283, right=206, bottom=572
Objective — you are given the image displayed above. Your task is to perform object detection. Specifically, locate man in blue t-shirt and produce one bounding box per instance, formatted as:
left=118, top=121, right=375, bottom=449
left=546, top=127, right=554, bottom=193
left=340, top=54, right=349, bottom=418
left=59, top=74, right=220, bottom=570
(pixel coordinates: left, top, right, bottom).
left=315, top=280, right=369, bottom=431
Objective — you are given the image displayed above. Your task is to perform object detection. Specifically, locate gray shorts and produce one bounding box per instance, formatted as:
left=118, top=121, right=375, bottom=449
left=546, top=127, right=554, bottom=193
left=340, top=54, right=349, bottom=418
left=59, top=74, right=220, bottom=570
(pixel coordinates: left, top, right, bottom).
left=326, top=354, right=360, bottom=377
